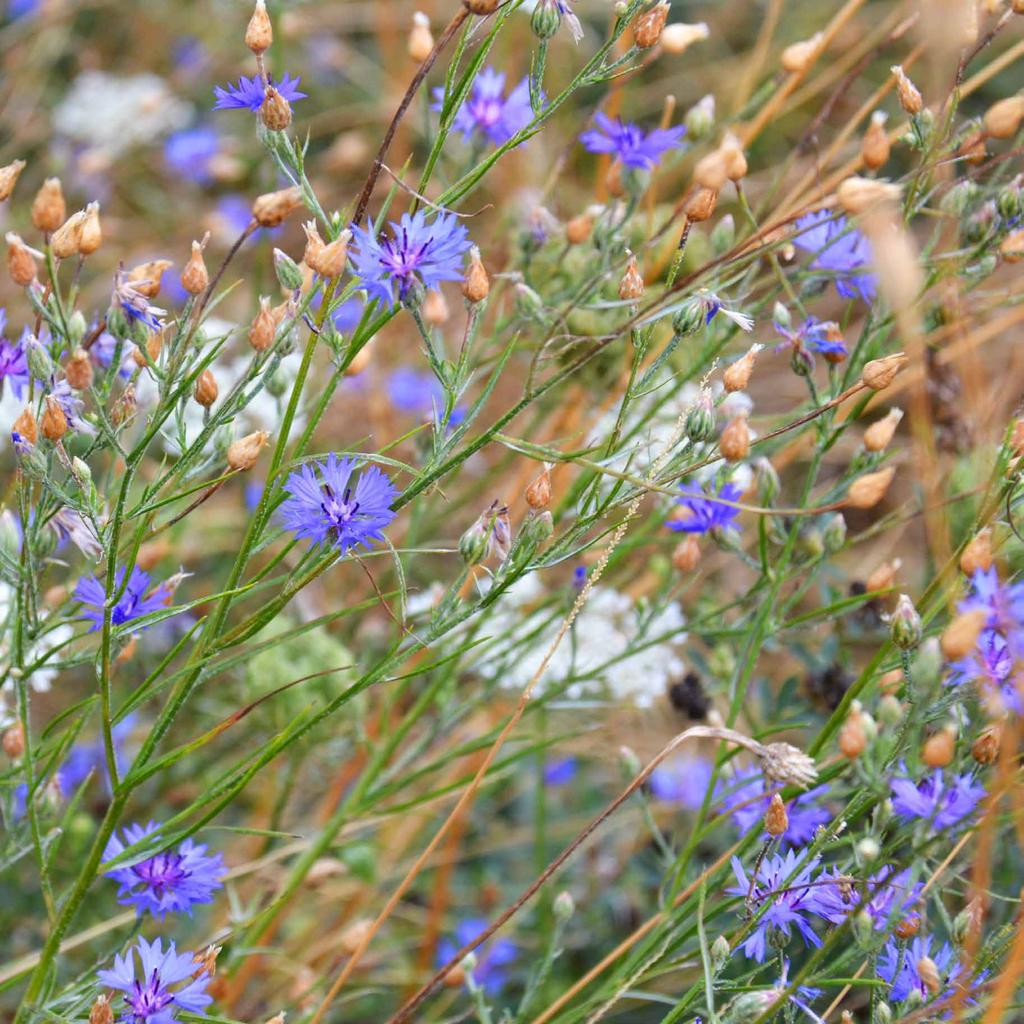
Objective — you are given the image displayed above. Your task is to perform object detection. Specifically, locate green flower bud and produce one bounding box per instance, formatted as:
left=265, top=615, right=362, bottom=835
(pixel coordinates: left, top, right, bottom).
left=798, top=526, right=824, bottom=561
left=890, top=594, right=922, bottom=650
left=272, top=248, right=304, bottom=291
left=822, top=513, right=847, bottom=553
left=772, top=301, right=791, bottom=328
left=71, top=456, right=92, bottom=482
left=953, top=898, right=982, bottom=945
left=459, top=522, right=489, bottom=565
left=708, top=642, right=736, bottom=680
left=856, top=836, right=881, bottom=863
left=874, top=1001, right=892, bottom=1024
left=723, top=990, right=781, bottom=1024
left=25, top=335, right=54, bottom=380
left=790, top=345, right=815, bottom=377
left=684, top=94, right=715, bottom=142
left=553, top=890, right=575, bottom=921
left=619, top=745, right=643, bottom=777
left=997, top=183, right=1022, bottom=221
left=940, top=179, right=981, bottom=217
left=523, top=510, right=554, bottom=545
left=685, top=390, right=716, bottom=442
left=912, top=636, right=942, bottom=687
left=530, top=0, right=562, bottom=38
left=853, top=909, right=874, bottom=946
left=755, top=457, right=780, bottom=506
left=672, top=298, right=705, bottom=336
left=877, top=694, right=903, bottom=727
left=711, top=935, right=730, bottom=972
left=67, top=310, right=87, bottom=345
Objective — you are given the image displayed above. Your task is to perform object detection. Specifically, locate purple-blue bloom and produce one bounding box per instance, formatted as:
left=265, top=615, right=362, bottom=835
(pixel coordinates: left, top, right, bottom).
left=773, top=317, right=846, bottom=359
left=877, top=935, right=963, bottom=1004
left=281, top=454, right=398, bottom=554
left=103, top=821, right=225, bottom=918
left=947, top=629, right=1023, bottom=715
left=433, top=67, right=535, bottom=147
left=350, top=210, right=471, bottom=307
left=650, top=756, right=717, bottom=809
left=74, top=567, right=171, bottom=633
left=98, top=937, right=213, bottom=1024
left=863, top=867, right=923, bottom=929
left=667, top=481, right=743, bottom=535
left=59, top=716, right=136, bottom=795
left=164, top=126, right=220, bottom=184
left=890, top=764, right=986, bottom=831
left=958, top=567, right=1024, bottom=640
left=0, top=311, right=30, bottom=398
left=213, top=72, right=306, bottom=113
left=792, top=211, right=876, bottom=302
left=113, top=271, right=166, bottom=332
left=437, top=917, right=517, bottom=994
left=544, top=756, right=578, bottom=786
left=721, top=767, right=830, bottom=846
left=579, top=112, right=686, bottom=170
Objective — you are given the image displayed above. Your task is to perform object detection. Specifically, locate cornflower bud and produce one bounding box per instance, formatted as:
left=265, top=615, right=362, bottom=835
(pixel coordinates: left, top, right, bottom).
left=916, top=956, right=941, bottom=995
left=13, top=407, right=38, bottom=446
left=227, top=430, right=269, bottom=471
left=464, top=0, right=499, bottom=14
left=31, top=177, right=66, bottom=232
left=132, top=332, right=163, bottom=369
left=618, top=254, right=644, bottom=300
left=309, top=229, right=350, bottom=279
left=863, top=408, right=903, bottom=452
left=878, top=694, right=903, bottom=726
left=672, top=535, right=701, bottom=571
left=566, top=212, right=593, bottom=244
left=837, top=176, right=901, bottom=215
left=273, top=248, right=304, bottom=291
left=972, top=727, right=1000, bottom=765
left=77, top=201, right=102, bottom=255
left=685, top=389, right=716, bottom=442
left=723, top=136, right=747, bottom=182
left=1000, top=229, right=1024, bottom=262
left=922, top=725, right=956, bottom=768
left=941, top=609, right=986, bottom=660
left=462, top=246, right=489, bottom=303
left=861, top=354, right=907, bottom=390
left=181, top=237, right=210, bottom=295
left=0, top=159, right=26, bottom=202
left=709, top=934, right=730, bottom=971
left=409, top=11, right=434, bottom=59
left=253, top=186, right=303, bottom=227
left=984, top=96, right=1024, bottom=139
left=50, top=209, right=88, bottom=259
left=862, top=111, right=891, bottom=170
left=632, top=1, right=669, bottom=47
left=960, top=529, right=993, bottom=575
left=839, top=708, right=867, bottom=758
left=723, top=344, right=761, bottom=392
left=41, top=395, right=68, bottom=441
left=112, top=384, right=137, bottom=426
left=6, top=232, right=40, bottom=287
left=65, top=348, right=94, bottom=390
left=846, top=466, right=895, bottom=509
left=127, top=259, right=173, bottom=298
left=719, top=414, right=750, bottom=461
left=764, top=793, right=788, bottom=836
left=3, top=722, right=25, bottom=759
left=89, top=994, right=114, bottom=1024
left=684, top=94, right=715, bottom=140
left=684, top=186, right=718, bottom=222
left=422, top=289, right=450, bottom=325
left=245, top=0, right=272, bottom=53
left=553, top=890, right=575, bottom=920
left=890, top=594, right=922, bottom=650
left=661, top=22, right=709, bottom=54
left=823, top=513, right=847, bottom=553
left=781, top=32, right=823, bottom=74
left=194, top=369, right=219, bottom=408
left=526, top=464, right=553, bottom=510
left=953, top=899, right=984, bottom=946
left=249, top=297, right=277, bottom=351
left=261, top=86, right=293, bottom=131
left=890, top=65, right=923, bottom=115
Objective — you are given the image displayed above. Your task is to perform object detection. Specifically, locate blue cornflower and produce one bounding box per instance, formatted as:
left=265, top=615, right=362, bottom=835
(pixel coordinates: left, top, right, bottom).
left=862, top=867, right=922, bottom=929
left=721, top=767, right=831, bottom=846
left=437, top=918, right=517, bottom=994
left=386, top=368, right=465, bottom=428
left=60, top=716, right=136, bottom=794
left=98, top=937, right=213, bottom=1024
left=74, top=566, right=172, bottom=633
left=0, top=311, right=30, bottom=398
left=433, top=67, right=535, bottom=147
left=350, top=210, right=471, bottom=306
left=280, top=454, right=398, bottom=554
left=890, top=764, right=986, bottom=831
left=650, top=757, right=717, bottom=809
left=164, top=126, right=220, bottom=184
left=7, top=0, right=38, bottom=18
left=774, top=317, right=847, bottom=361
left=103, top=822, right=225, bottom=918
left=571, top=565, right=587, bottom=589
left=958, top=567, right=1024, bottom=639
left=579, top=112, right=686, bottom=170
left=667, top=481, right=743, bottom=535
left=877, top=935, right=964, bottom=1005
left=544, top=756, right=578, bottom=786
left=947, top=629, right=1022, bottom=715
left=728, top=851, right=844, bottom=962
left=213, top=72, right=306, bottom=113
left=90, top=329, right=134, bottom=379
left=792, top=211, right=876, bottom=302
left=113, top=270, right=166, bottom=332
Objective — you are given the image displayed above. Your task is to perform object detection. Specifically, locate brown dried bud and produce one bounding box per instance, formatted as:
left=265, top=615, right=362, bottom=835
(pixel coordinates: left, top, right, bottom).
left=249, top=297, right=277, bottom=351
left=422, top=289, right=450, bottom=326
left=6, top=232, right=39, bottom=287
left=781, top=32, right=823, bottom=74
left=345, top=345, right=372, bottom=376
left=127, top=260, right=173, bottom=298
left=723, top=345, right=761, bottom=392
left=3, top=723, right=25, bottom=759
left=693, top=149, right=729, bottom=191
left=661, top=22, right=709, bottom=55
left=941, top=609, right=987, bottom=661
left=227, top=430, right=269, bottom=471
left=838, top=709, right=867, bottom=759
left=916, top=956, right=941, bottom=995
left=719, top=415, right=750, bottom=462
left=133, top=332, right=163, bottom=369
left=672, top=535, right=701, bottom=572
left=972, top=727, right=1000, bottom=765
left=339, top=918, right=374, bottom=956
left=261, top=86, right=293, bottom=131
left=112, top=384, right=137, bottom=426
left=1000, top=229, right=1024, bottom=263
left=960, top=530, right=993, bottom=575
left=13, top=407, right=37, bottom=446
left=618, top=254, right=644, bottom=300
left=765, top=793, right=789, bottom=836
left=302, top=220, right=325, bottom=266
left=922, top=726, right=956, bottom=768
left=862, top=111, right=891, bottom=171
left=984, top=95, right=1024, bottom=139
left=408, top=11, right=434, bottom=61
left=65, top=348, right=94, bottom=391
left=309, top=230, right=350, bottom=279
left=866, top=559, right=901, bottom=595
left=863, top=408, right=903, bottom=452
left=89, top=994, right=114, bottom=1024
left=861, top=353, right=907, bottom=390
left=253, top=186, right=303, bottom=228
left=192, top=944, right=222, bottom=979
left=891, top=65, right=923, bottom=115
left=846, top=466, right=895, bottom=509
left=40, top=395, right=68, bottom=442
left=181, top=238, right=210, bottom=295
left=632, top=1, right=669, bottom=48
left=684, top=186, right=719, bottom=222
left=462, top=246, right=489, bottom=303
left=79, top=202, right=102, bottom=255
left=605, top=160, right=625, bottom=198
left=50, top=210, right=88, bottom=259
left=0, top=159, right=26, bottom=202
left=895, top=915, right=920, bottom=940
left=1012, top=418, right=1024, bottom=456
left=566, top=212, right=593, bottom=244
left=245, top=0, right=273, bottom=53
left=463, top=0, right=499, bottom=14
left=721, top=134, right=748, bottom=181
left=136, top=540, right=170, bottom=571
left=526, top=464, right=553, bottom=510
left=959, top=130, right=988, bottom=165
left=837, top=176, right=901, bottom=215
left=31, top=177, right=66, bottom=233
left=263, top=1014, right=286, bottom=1024
left=194, top=369, right=219, bottom=408
left=879, top=668, right=903, bottom=696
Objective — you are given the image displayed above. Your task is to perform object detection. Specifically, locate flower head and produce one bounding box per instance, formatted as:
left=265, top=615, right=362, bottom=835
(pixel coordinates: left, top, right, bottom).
left=650, top=756, right=717, bottom=809
left=281, top=454, right=398, bottom=553
left=433, top=67, right=534, bottom=146
left=890, top=764, right=986, bottom=831
left=437, top=918, right=517, bottom=994
left=958, top=567, right=1024, bottom=639
left=113, top=270, right=166, bottom=332
left=863, top=867, right=923, bottom=929
left=721, top=767, right=830, bottom=846
left=164, top=126, right=220, bottom=184
left=349, top=210, right=471, bottom=307
left=792, top=211, right=876, bottom=302
left=580, top=112, right=685, bottom=170
left=668, top=480, right=743, bottom=535
left=947, top=629, right=1023, bottom=715
left=74, top=566, right=172, bottom=632
left=773, top=317, right=846, bottom=359
left=877, top=935, right=963, bottom=1005
left=213, top=72, right=306, bottom=113
left=97, top=937, right=213, bottom=1024
left=104, top=822, right=225, bottom=918
left=59, top=715, right=136, bottom=794
left=0, top=311, right=29, bottom=398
